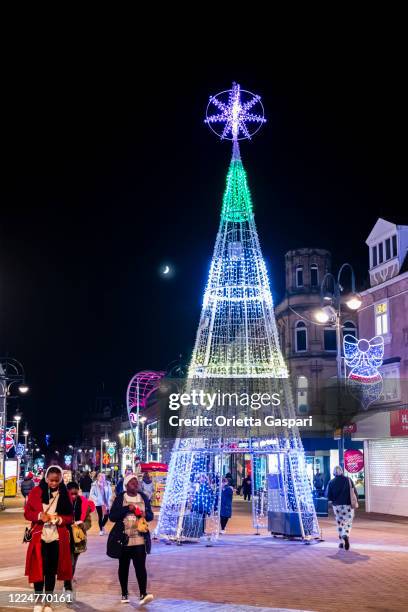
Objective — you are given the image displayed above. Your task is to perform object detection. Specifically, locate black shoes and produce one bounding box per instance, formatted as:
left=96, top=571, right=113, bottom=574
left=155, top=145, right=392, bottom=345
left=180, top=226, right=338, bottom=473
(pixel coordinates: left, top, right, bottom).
left=343, top=535, right=350, bottom=550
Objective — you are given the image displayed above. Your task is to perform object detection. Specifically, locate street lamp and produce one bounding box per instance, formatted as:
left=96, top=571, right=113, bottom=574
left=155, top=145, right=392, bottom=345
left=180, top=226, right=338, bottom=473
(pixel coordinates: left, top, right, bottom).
left=13, top=415, right=21, bottom=444
left=314, top=263, right=361, bottom=380
left=0, top=358, right=28, bottom=492
left=314, top=263, right=361, bottom=468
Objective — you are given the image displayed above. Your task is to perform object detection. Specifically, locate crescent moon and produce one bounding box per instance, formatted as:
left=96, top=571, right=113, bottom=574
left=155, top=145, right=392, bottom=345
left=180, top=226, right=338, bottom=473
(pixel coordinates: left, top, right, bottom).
left=163, top=266, right=170, bottom=274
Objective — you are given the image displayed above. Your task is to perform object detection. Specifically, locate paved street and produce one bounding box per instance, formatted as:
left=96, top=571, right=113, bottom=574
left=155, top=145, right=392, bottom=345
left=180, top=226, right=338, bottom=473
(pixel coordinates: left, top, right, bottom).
left=1, top=495, right=407, bottom=612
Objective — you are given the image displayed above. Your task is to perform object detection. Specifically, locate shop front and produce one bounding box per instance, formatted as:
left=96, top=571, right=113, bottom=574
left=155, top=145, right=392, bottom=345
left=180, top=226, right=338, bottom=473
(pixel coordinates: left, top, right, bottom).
left=363, top=409, right=408, bottom=517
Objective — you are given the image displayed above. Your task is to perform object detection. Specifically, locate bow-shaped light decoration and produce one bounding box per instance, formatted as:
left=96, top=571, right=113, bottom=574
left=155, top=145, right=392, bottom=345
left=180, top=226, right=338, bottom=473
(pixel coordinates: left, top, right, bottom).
left=343, top=334, right=384, bottom=409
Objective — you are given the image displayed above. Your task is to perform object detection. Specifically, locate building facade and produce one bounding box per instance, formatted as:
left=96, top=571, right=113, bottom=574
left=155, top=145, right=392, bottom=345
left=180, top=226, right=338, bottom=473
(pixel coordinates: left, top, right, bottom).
left=354, top=218, right=408, bottom=516
left=275, top=248, right=360, bottom=487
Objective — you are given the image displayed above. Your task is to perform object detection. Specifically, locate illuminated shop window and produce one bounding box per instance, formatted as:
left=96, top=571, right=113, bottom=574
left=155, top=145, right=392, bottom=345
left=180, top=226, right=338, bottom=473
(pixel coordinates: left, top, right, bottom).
left=375, top=301, right=388, bottom=336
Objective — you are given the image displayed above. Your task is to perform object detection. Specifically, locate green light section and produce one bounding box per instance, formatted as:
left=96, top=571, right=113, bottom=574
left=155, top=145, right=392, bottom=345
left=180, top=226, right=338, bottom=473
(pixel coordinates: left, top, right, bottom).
left=221, top=159, right=253, bottom=223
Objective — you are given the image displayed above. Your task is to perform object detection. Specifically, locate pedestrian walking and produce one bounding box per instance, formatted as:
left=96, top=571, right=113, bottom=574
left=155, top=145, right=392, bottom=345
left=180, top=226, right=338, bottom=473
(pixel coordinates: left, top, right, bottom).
left=108, top=473, right=154, bottom=606
left=313, top=469, right=325, bottom=495
left=220, top=477, right=233, bottom=533
left=192, top=474, right=214, bottom=535
left=140, top=472, right=154, bottom=501
left=79, top=471, right=92, bottom=499
left=116, top=467, right=133, bottom=495
left=63, top=481, right=95, bottom=592
left=242, top=475, right=252, bottom=501
left=89, top=472, right=112, bottom=535
left=21, top=472, right=35, bottom=500
left=24, top=465, right=73, bottom=612
left=326, top=465, right=359, bottom=550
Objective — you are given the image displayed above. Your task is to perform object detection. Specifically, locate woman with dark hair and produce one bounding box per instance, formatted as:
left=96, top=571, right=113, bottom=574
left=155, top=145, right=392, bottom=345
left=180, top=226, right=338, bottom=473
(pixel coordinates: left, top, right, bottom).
left=24, top=465, right=73, bottom=611
left=109, top=473, right=154, bottom=606
left=63, top=481, right=95, bottom=592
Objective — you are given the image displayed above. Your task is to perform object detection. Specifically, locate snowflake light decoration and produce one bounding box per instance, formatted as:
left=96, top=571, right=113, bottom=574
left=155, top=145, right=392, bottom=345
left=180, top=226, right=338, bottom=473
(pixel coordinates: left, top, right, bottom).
left=205, top=82, right=266, bottom=141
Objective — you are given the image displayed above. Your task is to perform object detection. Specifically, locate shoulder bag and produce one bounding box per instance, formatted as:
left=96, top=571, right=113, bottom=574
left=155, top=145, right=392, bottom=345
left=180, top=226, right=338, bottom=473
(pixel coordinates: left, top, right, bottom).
left=348, top=478, right=359, bottom=509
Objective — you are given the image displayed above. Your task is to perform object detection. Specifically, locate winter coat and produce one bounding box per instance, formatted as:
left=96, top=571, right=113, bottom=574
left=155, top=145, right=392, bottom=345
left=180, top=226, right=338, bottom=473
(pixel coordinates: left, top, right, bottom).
left=108, top=491, right=154, bottom=555
left=326, top=475, right=358, bottom=506
left=24, top=485, right=73, bottom=583
left=220, top=485, right=233, bottom=518
left=242, top=478, right=251, bottom=494
left=89, top=481, right=112, bottom=507
left=115, top=478, right=124, bottom=495
left=69, top=495, right=95, bottom=554
left=313, top=474, right=324, bottom=490
left=79, top=474, right=92, bottom=493
left=140, top=480, right=154, bottom=500
left=21, top=478, right=35, bottom=497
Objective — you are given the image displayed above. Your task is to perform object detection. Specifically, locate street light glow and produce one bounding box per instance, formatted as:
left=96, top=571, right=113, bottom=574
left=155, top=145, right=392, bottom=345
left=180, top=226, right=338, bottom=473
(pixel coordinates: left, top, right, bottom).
left=23, top=430, right=29, bottom=436
left=315, top=309, right=330, bottom=323
left=345, top=293, right=362, bottom=310
left=14, top=415, right=21, bottom=422
left=18, top=385, right=29, bottom=394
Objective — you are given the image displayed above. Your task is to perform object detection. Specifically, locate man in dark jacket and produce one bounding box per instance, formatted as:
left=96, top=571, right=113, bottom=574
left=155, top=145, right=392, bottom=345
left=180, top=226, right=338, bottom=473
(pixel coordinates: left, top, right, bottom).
left=79, top=472, right=92, bottom=499
left=21, top=472, right=35, bottom=499
left=220, top=478, right=233, bottom=533
left=313, top=469, right=325, bottom=495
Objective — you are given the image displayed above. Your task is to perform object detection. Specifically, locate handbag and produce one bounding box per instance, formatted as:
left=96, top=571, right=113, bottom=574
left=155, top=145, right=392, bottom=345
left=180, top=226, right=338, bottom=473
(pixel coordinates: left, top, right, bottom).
left=23, top=527, right=32, bottom=543
left=348, top=478, right=359, bottom=509
left=107, top=522, right=129, bottom=559
left=72, top=523, right=86, bottom=544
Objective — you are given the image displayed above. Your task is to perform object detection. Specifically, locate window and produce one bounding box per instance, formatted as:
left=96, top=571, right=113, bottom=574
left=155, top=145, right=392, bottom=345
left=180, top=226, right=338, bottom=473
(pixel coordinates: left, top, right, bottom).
left=392, top=234, right=398, bottom=257
left=343, top=320, right=357, bottom=339
left=296, top=266, right=304, bottom=287
left=324, top=328, right=337, bottom=351
left=375, top=301, right=388, bottom=335
left=372, top=245, right=378, bottom=267
left=310, top=264, right=318, bottom=287
left=295, top=321, right=307, bottom=352
left=385, top=238, right=391, bottom=261
left=379, top=242, right=384, bottom=264
left=380, top=364, right=401, bottom=402
left=297, top=376, right=309, bottom=413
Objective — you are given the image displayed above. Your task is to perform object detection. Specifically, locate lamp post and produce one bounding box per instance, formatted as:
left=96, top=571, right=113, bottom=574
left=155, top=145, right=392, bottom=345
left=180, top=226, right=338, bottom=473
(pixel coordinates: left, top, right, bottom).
left=314, top=263, right=361, bottom=467
left=0, top=358, right=29, bottom=503
left=13, top=415, right=21, bottom=446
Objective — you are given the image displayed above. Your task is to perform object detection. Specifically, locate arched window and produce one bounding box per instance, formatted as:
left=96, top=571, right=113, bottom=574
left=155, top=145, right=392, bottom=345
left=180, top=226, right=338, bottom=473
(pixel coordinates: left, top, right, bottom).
left=310, top=264, right=319, bottom=287
left=296, top=266, right=304, bottom=288
left=343, top=320, right=357, bottom=339
left=295, top=321, right=307, bottom=352
left=342, top=320, right=357, bottom=355
left=297, top=375, right=309, bottom=413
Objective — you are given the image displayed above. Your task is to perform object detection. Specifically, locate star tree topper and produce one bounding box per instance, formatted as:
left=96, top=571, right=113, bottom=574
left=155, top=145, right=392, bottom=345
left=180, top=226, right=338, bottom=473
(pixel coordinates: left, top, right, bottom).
left=205, top=82, right=266, bottom=142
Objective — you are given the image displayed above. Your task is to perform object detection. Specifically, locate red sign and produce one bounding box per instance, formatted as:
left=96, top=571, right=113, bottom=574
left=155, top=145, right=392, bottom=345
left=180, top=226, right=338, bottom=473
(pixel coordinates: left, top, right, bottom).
left=344, top=449, right=364, bottom=473
left=103, top=453, right=110, bottom=465
left=141, top=462, right=168, bottom=472
left=390, top=410, right=408, bottom=437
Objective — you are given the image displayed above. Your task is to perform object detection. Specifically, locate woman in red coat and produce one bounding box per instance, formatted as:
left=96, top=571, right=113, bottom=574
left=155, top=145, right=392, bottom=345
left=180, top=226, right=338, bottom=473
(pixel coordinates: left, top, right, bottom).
left=24, top=465, right=73, bottom=600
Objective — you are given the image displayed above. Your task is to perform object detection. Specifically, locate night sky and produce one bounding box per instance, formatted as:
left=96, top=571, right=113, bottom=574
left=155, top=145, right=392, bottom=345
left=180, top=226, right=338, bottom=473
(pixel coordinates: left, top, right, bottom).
left=1, top=43, right=405, bottom=444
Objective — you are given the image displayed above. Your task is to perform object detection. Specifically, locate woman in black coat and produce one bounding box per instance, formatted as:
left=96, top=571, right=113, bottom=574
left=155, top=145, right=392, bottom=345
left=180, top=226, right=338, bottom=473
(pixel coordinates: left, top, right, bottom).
left=108, top=474, right=154, bottom=605
left=326, top=465, right=359, bottom=550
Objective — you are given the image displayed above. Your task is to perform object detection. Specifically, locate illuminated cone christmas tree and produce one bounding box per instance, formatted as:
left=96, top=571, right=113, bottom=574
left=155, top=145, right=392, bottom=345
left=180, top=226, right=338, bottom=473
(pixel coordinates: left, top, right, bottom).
left=157, top=83, right=319, bottom=542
